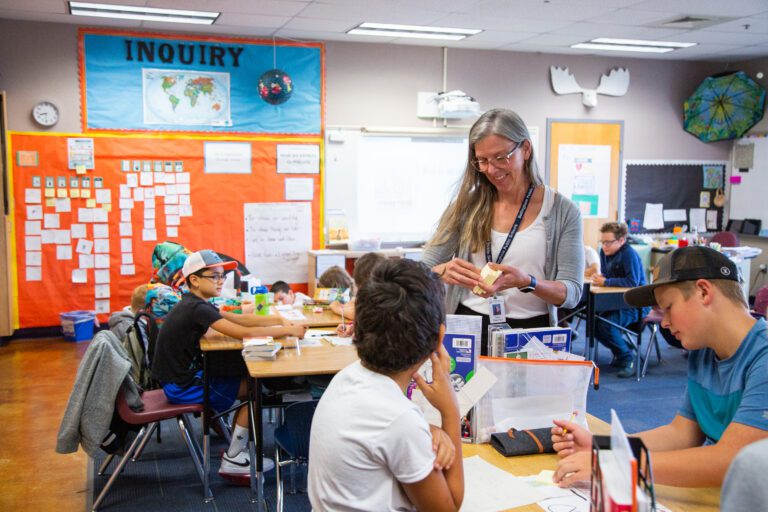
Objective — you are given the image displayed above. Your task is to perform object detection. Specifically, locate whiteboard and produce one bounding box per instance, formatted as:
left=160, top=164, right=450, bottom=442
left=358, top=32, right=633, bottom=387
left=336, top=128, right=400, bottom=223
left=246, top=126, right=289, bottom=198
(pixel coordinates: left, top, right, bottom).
left=325, top=129, right=468, bottom=243
left=730, top=137, right=768, bottom=236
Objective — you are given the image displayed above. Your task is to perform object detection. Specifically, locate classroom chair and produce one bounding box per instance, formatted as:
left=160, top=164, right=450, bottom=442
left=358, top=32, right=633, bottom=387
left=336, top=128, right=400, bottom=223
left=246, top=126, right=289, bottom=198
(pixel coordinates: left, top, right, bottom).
left=710, top=231, right=740, bottom=247
left=621, top=308, right=664, bottom=381
left=93, top=389, right=210, bottom=510
left=274, top=400, right=319, bottom=512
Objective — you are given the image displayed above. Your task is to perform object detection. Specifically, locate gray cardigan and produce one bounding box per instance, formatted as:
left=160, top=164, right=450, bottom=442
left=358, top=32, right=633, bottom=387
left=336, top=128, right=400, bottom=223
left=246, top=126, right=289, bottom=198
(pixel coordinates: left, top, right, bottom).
left=422, top=187, right=584, bottom=326
left=57, top=330, right=143, bottom=457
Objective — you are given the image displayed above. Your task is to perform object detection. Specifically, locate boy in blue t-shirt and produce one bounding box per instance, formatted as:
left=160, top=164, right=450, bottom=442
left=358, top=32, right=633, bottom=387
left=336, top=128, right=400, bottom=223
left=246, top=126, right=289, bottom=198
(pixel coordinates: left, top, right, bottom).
left=551, top=246, right=768, bottom=487
left=151, top=250, right=306, bottom=476
left=592, top=221, right=648, bottom=377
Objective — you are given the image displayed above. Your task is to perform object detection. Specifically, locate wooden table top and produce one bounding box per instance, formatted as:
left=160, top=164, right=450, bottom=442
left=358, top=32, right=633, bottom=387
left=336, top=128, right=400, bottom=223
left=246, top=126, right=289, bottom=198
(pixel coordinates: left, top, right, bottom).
left=589, top=285, right=631, bottom=295
left=462, top=415, right=719, bottom=512
left=276, top=307, right=343, bottom=328
left=245, top=341, right=358, bottom=378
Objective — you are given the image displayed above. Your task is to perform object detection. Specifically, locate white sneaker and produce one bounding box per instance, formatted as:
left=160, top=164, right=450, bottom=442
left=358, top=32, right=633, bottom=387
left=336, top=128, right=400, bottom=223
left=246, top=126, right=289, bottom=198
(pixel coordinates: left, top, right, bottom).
left=219, top=450, right=275, bottom=475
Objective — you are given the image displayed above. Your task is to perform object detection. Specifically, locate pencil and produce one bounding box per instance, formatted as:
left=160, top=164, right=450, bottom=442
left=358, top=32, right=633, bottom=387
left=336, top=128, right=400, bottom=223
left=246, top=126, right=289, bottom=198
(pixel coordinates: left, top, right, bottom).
left=561, top=411, right=577, bottom=436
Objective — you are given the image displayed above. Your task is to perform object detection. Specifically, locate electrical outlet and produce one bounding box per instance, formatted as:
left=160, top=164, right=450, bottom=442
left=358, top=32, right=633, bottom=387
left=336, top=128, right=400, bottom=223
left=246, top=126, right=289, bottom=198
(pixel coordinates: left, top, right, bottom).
left=760, top=263, right=768, bottom=273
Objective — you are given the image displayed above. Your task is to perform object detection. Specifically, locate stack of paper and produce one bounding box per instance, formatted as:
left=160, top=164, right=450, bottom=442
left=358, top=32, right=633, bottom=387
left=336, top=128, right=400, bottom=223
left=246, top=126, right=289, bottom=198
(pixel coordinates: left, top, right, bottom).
left=242, top=337, right=282, bottom=361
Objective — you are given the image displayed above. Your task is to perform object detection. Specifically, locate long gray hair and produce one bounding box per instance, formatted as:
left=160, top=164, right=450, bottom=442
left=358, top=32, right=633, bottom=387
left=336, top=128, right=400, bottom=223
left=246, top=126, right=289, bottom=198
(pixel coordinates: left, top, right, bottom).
left=428, top=109, right=543, bottom=252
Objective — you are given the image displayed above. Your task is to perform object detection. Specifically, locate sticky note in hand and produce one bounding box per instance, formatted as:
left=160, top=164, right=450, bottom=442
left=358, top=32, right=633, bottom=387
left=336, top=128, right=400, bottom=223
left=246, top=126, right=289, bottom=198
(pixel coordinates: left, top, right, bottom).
left=472, top=263, right=502, bottom=295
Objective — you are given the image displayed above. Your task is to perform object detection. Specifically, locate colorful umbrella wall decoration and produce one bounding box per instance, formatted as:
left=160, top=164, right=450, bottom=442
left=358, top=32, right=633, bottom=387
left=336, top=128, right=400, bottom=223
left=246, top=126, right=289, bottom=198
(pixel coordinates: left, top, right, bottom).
left=683, top=71, right=766, bottom=143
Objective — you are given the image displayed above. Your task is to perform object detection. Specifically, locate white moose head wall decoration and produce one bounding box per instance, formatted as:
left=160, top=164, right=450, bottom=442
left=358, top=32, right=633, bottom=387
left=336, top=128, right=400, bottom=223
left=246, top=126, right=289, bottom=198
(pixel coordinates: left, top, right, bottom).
left=550, top=66, right=630, bottom=108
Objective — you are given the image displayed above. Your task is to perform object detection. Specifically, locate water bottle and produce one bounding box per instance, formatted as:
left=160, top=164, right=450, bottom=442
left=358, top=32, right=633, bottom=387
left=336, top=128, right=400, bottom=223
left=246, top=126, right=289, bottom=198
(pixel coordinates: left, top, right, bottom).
left=252, top=286, right=270, bottom=316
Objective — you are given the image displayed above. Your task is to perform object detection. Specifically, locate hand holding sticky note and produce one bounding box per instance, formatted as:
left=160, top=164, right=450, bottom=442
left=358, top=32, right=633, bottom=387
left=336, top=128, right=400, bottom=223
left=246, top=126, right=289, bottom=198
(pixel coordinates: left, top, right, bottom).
left=472, top=263, right=502, bottom=295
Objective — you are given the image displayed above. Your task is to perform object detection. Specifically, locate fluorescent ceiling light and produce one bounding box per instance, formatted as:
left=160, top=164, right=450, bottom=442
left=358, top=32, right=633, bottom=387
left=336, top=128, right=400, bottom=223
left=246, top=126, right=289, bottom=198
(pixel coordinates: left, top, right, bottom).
left=591, top=38, right=697, bottom=48
left=347, top=22, right=481, bottom=40
left=571, top=43, right=674, bottom=53
left=68, top=2, right=219, bottom=25
left=571, top=37, right=696, bottom=53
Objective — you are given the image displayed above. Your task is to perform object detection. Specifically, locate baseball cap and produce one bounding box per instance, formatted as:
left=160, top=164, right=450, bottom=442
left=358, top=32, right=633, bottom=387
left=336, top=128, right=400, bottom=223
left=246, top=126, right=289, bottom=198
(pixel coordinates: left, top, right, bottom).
left=182, top=250, right=237, bottom=279
left=624, top=246, right=739, bottom=307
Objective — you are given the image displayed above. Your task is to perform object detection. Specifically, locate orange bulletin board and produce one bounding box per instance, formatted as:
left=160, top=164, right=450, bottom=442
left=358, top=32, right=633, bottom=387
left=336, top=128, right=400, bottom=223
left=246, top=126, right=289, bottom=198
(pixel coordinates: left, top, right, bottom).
left=546, top=119, right=623, bottom=250
left=9, top=132, right=323, bottom=329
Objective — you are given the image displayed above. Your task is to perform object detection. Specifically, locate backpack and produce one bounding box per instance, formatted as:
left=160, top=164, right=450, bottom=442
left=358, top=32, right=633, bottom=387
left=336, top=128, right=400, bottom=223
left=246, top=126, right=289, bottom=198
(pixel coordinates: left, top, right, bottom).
left=151, top=242, right=191, bottom=290
left=122, top=312, right=160, bottom=391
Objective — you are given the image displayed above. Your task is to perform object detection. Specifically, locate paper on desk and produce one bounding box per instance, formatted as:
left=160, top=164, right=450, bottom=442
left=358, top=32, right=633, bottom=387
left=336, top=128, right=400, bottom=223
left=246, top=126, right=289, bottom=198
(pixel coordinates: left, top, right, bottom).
left=305, top=330, right=335, bottom=337
left=643, top=203, right=664, bottom=230
left=460, top=456, right=548, bottom=511
left=412, top=366, right=497, bottom=426
left=279, top=309, right=307, bottom=322
left=330, top=336, right=353, bottom=346
left=299, top=337, right=323, bottom=347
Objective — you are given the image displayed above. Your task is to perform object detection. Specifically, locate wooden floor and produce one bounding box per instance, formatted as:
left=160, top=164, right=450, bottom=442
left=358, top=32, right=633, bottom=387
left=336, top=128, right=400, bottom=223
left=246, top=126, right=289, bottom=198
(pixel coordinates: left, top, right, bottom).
left=0, top=337, right=89, bottom=511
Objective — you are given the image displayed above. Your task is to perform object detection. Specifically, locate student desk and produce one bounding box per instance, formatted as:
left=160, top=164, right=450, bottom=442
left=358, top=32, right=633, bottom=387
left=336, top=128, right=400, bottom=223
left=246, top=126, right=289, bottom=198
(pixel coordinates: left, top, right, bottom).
left=201, top=332, right=358, bottom=509
left=585, top=284, right=642, bottom=362
left=462, top=414, right=720, bottom=512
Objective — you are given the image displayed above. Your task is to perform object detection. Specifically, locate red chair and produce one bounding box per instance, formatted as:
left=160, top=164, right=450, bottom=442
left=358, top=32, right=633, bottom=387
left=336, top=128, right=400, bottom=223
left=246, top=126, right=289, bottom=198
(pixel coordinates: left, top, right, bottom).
left=710, top=231, right=740, bottom=247
left=93, top=389, right=210, bottom=510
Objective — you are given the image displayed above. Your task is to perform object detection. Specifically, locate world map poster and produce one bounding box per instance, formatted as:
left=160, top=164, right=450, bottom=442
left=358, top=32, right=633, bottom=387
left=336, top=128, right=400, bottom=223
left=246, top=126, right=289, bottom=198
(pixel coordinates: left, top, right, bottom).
left=79, top=29, right=324, bottom=135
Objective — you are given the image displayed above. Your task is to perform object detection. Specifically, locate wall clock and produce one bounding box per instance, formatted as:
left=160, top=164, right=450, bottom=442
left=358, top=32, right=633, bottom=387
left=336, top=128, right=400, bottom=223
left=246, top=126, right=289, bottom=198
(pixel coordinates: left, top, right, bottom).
left=32, top=101, right=59, bottom=127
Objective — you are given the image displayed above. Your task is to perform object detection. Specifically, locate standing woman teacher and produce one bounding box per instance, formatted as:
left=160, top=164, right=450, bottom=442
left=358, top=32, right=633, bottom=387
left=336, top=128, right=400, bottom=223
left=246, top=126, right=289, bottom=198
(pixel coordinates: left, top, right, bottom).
left=423, top=109, right=584, bottom=354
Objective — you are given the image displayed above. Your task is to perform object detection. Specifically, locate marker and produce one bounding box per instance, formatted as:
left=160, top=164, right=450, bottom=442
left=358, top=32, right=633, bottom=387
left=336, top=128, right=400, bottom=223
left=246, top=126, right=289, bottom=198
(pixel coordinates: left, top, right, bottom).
left=561, top=411, right=577, bottom=436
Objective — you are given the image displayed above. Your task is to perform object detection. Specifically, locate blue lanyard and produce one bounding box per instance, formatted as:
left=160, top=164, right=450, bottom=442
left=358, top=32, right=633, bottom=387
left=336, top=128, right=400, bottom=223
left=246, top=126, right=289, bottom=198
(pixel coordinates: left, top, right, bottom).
left=485, top=184, right=535, bottom=264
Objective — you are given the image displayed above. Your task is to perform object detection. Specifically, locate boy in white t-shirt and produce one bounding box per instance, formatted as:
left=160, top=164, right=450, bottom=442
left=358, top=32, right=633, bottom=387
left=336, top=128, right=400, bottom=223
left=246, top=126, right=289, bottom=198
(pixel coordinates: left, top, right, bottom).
left=308, top=259, right=464, bottom=511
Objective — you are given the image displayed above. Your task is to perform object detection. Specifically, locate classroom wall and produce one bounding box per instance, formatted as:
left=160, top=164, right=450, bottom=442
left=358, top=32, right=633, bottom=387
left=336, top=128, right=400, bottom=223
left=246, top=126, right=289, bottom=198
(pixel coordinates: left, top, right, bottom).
left=0, top=17, right=737, bottom=163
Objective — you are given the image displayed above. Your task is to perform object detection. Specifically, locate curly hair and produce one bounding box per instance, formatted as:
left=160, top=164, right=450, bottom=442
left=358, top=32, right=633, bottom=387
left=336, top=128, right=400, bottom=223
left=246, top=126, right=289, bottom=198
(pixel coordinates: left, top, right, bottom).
left=354, top=259, right=445, bottom=374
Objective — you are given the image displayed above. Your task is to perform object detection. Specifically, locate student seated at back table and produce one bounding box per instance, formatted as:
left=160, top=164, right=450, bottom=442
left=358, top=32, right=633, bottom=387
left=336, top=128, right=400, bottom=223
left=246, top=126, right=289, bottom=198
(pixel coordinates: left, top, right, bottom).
left=270, top=280, right=312, bottom=307
left=151, top=250, right=307, bottom=477
left=551, top=246, right=768, bottom=488
left=309, top=259, right=464, bottom=511
left=329, top=251, right=387, bottom=335
left=592, top=221, right=649, bottom=378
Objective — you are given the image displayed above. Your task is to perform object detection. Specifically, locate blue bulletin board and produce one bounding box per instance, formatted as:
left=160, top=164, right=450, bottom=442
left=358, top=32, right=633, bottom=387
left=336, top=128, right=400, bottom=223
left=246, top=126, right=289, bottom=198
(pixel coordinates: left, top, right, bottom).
left=79, top=29, right=323, bottom=135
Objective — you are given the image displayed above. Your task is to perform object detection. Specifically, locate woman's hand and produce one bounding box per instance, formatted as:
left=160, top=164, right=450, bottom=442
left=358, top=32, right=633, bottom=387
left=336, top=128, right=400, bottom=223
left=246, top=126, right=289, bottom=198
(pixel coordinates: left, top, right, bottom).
left=473, top=263, right=530, bottom=297
left=436, top=258, right=482, bottom=290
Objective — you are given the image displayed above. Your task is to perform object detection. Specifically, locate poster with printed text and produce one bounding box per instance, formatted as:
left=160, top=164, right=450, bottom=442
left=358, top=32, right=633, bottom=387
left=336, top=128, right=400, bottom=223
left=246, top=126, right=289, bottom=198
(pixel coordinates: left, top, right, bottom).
left=557, top=144, right=612, bottom=218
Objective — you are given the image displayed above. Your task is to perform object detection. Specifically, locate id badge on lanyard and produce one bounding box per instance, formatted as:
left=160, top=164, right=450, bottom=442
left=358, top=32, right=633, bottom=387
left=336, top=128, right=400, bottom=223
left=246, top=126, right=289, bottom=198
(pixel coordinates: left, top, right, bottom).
left=489, top=296, right=506, bottom=323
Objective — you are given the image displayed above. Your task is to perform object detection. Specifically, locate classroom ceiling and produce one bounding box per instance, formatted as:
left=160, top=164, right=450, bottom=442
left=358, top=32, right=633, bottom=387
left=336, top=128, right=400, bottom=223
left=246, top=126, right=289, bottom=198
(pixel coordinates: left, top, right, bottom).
left=1, top=0, right=768, bottom=62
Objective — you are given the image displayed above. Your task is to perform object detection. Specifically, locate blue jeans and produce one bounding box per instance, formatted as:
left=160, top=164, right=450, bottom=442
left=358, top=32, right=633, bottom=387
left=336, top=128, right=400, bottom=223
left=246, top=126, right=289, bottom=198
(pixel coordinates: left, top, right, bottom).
left=595, top=309, right=640, bottom=363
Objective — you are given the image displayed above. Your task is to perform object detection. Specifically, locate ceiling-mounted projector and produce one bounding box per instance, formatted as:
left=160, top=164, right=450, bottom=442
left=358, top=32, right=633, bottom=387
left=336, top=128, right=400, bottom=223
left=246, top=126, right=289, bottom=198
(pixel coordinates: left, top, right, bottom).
left=417, top=90, right=481, bottom=119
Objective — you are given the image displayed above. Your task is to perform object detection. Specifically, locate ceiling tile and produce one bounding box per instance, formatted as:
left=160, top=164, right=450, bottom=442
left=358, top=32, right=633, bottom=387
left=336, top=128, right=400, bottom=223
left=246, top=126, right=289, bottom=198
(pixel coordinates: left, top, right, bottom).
left=629, top=0, right=768, bottom=18
left=281, top=16, right=356, bottom=32
left=299, top=1, right=444, bottom=25
left=215, top=12, right=289, bottom=29
left=586, top=8, right=684, bottom=25
left=433, top=12, right=572, bottom=32
left=705, top=17, right=768, bottom=34
left=674, top=29, right=768, bottom=45
left=472, top=0, right=620, bottom=22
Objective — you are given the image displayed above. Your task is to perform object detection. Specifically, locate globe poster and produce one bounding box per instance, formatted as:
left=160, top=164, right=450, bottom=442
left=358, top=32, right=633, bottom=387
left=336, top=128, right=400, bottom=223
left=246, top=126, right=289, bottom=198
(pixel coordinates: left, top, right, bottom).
left=79, top=29, right=323, bottom=134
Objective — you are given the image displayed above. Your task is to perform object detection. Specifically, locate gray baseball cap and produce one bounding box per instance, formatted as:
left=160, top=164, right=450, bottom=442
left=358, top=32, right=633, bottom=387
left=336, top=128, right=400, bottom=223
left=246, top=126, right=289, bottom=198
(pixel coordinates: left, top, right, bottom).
left=624, top=246, right=739, bottom=307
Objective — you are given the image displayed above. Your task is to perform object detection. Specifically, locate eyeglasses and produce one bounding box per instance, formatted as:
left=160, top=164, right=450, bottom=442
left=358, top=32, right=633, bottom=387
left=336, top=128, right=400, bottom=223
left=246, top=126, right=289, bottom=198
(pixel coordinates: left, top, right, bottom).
left=199, top=273, right=226, bottom=282
left=471, top=142, right=522, bottom=171
left=599, top=239, right=619, bottom=246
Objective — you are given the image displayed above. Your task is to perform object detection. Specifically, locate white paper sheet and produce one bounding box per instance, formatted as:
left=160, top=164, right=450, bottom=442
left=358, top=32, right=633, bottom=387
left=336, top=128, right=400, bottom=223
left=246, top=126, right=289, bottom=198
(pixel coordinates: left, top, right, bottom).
left=25, top=236, right=42, bottom=251
left=144, top=218, right=155, bottom=230
left=133, top=188, right=144, bottom=202
left=95, top=269, right=110, bottom=283
left=204, top=141, right=252, bottom=174
left=165, top=194, right=179, bottom=204
left=94, top=239, right=110, bottom=253
left=276, top=144, right=320, bottom=174
left=126, top=174, right=138, bottom=188
left=27, top=205, right=43, bottom=220
left=412, top=366, right=498, bottom=426
left=119, top=223, right=132, bottom=236
left=56, top=245, right=72, bottom=260
left=25, top=221, right=42, bottom=235
left=26, top=251, right=42, bottom=266
left=120, top=184, right=131, bottom=198
left=93, top=209, right=108, bottom=223
left=26, top=267, right=42, bottom=281
left=142, top=229, right=157, bottom=241
left=43, top=213, right=60, bottom=229
left=120, top=209, right=131, bottom=222
left=120, top=238, right=132, bottom=253
left=689, top=208, right=706, bottom=232
left=662, top=209, right=687, bottom=222
left=244, top=202, right=311, bottom=285
left=166, top=215, right=180, bottom=226
left=41, top=230, right=55, bottom=244
left=70, top=224, right=87, bottom=239
left=95, top=254, right=110, bottom=268
left=54, top=198, right=71, bottom=213
left=95, top=299, right=110, bottom=314
left=706, top=209, right=719, bottom=230
left=139, top=172, right=153, bottom=186
left=76, top=239, right=94, bottom=254
left=642, top=203, right=664, bottom=230
left=460, top=456, right=548, bottom=511
left=178, top=204, right=193, bottom=217
left=25, top=188, right=42, bottom=204
left=95, top=284, right=110, bottom=299
left=79, top=254, right=94, bottom=269
left=285, top=178, right=315, bottom=201
left=72, top=269, right=88, bottom=283
left=121, top=253, right=133, bottom=264
left=120, top=265, right=136, bottom=275
left=166, top=227, right=178, bottom=238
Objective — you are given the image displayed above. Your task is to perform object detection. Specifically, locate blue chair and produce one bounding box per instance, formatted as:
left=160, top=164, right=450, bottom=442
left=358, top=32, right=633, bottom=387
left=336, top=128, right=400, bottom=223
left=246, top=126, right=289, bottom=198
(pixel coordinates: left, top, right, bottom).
left=274, top=400, right=319, bottom=512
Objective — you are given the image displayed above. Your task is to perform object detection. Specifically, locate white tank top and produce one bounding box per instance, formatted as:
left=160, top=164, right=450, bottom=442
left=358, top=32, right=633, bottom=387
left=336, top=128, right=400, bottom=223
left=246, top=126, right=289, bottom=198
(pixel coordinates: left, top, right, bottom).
left=461, top=187, right=553, bottom=318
